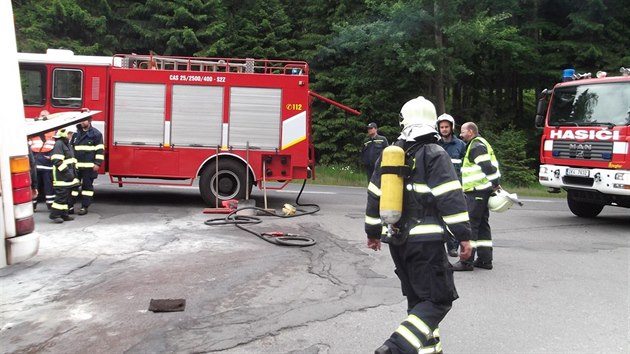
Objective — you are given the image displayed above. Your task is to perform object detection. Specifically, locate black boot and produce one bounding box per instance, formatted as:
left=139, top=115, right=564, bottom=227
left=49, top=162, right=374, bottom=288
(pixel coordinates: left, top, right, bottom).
left=451, top=260, right=474, bottom=271
left=49, top=215, right=64, bottom=223
left=375, top=344, right=392, bottom=354
left=473, top=259, right=493, bottom=269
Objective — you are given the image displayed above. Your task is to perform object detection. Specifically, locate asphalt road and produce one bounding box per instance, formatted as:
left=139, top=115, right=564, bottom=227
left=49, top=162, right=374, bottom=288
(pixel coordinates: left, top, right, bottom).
left=1, top=179, right=628, bottom=353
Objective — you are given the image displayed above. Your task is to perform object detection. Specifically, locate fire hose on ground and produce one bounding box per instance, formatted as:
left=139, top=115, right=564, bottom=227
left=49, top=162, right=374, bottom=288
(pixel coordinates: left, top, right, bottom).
left=204, top=179, right=319, bottom=247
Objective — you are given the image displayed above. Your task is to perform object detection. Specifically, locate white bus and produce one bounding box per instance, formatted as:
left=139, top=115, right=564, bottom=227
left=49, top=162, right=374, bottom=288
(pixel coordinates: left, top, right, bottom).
left=0, top=1, right=39, bottom=267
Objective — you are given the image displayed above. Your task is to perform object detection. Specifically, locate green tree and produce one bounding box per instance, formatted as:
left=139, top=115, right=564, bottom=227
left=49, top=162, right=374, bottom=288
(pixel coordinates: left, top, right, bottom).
left=14, top=0, right=116, bottom=54
left=485, top=126, right=537, bottom=187
left=196, top=0, right=294, bottom=59
left=121, top=0, right=225, bottom=55
left=12, top=0, right=630, bottom=185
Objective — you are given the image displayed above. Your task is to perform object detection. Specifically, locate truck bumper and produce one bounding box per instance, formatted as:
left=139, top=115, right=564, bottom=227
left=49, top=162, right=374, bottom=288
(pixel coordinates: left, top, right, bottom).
left=538, top=164, right=630, bottom=196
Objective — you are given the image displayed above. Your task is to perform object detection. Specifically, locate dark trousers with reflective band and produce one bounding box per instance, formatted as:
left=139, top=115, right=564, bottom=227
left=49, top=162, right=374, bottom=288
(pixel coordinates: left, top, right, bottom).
left=465, top=190, right=492, bottom=263
left=385, top=241, right=456, bottom=353
left=70, top=169, right=97, bottom=209
left=34, top=169, right=55, bottom=209
left=50, top=186, right=71, bottom=218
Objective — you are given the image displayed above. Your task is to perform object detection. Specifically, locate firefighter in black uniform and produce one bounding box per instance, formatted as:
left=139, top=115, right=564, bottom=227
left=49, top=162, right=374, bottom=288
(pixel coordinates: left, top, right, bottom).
left=365, top=96, right=472, bottom=354
left=70, top=117, right=104, bottom=215
left=49, top=126, right=79, bottom=223
left=362, top=122, right=389, bottom=182
left=29, top=110, right=56, bottom=210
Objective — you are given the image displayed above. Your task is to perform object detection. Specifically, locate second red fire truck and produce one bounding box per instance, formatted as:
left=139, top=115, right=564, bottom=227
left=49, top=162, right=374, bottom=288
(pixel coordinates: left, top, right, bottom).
left=18, top=49, right=358, bottom=207
left=536, top=67, right=630, bottom=217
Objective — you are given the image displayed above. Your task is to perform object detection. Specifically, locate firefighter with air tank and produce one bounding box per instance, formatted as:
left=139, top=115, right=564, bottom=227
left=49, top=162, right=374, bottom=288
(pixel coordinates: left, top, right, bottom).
left=365, top=96, right=472, bottom=354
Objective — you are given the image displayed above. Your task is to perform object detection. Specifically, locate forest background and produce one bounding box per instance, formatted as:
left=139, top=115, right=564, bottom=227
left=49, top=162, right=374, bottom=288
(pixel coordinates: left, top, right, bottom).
left=12, top=0, right=630, bottom=186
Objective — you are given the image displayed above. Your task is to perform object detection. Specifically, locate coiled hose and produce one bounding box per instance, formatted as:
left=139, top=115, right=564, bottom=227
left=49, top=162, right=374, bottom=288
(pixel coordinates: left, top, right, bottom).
left=204, top=179, right=319, bottom=247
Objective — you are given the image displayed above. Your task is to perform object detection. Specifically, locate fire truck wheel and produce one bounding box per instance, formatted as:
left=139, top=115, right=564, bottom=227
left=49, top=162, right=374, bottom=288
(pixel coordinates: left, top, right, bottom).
left=567, top=190, right=604, bottom=218
left=200, top=159, right=251, bottom=207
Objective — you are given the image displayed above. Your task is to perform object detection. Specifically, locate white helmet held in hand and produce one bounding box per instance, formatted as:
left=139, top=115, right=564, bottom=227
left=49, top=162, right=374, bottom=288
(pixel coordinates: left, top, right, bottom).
left=398, top=96, right=438, bottom=141
left=488, top=189, right=521, bottom=212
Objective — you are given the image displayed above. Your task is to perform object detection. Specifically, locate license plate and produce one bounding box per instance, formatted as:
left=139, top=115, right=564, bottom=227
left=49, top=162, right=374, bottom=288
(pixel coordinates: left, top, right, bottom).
left=566, top=168, right=589, bottom=177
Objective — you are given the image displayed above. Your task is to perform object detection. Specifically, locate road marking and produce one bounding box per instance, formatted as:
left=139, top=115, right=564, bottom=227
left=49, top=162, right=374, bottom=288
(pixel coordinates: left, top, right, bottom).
left=519, top=199, right=556, bottom=203
left=154, top=185, right=336, bottom=194
left=275, top=190, right=336, bottom=194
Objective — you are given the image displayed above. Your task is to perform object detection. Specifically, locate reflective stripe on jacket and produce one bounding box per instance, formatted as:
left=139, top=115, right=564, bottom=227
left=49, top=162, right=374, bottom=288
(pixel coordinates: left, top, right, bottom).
left=51, top=139, right=79, bottom=187
left=461, top=136, right=500, bottom=192
left=72, top=125, right=104, bottom=169
left=365, top=139, right=471, bottom=243
left=362, top=134, right=389, bottom=168
left=29, top=131, right=56, bottom=153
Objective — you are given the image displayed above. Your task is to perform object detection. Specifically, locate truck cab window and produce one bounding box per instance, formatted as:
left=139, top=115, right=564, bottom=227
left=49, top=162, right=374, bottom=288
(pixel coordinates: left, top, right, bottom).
left=19, top=64, right=45, bottom=106
left=52, top=68, right=83, bottom=108
left=549, top=82, right=630, bottom=126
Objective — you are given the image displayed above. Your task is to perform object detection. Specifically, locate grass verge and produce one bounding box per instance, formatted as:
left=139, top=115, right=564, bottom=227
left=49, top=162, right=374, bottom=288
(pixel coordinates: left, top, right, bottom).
left=310, top=165, right=566, bottom=199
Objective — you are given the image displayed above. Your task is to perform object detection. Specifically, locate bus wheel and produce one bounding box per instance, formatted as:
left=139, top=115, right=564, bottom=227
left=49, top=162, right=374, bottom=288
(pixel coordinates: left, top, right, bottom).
left=200, top=160, right=249, bottom=207
left=567, top=190, right=604, bottom=218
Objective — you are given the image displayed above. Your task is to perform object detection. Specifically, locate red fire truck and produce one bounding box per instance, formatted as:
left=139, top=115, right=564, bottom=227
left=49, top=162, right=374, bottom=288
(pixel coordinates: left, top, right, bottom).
left=535, top=68, right=630, bottom=217
left=18, top=50, right=358, bottom=207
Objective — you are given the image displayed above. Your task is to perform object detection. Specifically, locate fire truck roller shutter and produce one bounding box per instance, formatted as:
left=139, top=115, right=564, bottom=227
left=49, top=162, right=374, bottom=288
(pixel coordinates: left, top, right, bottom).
left=171, top=85, right=223, bottom=147
left=199, top=158, right=252, bottom=207
left=228, top=87, right=281, bottom=149
left=112, top=82, right=166, bottom=146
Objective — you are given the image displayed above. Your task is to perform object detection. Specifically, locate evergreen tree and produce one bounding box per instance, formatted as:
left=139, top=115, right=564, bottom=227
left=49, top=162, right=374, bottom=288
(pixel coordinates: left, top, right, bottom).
left=197, top=0, right=294, bottom=58
left=122, top=0, right=225, bottom=56
left=14, top=0, right=116, bottom=54
left=11, top=0, right=630, bottom=185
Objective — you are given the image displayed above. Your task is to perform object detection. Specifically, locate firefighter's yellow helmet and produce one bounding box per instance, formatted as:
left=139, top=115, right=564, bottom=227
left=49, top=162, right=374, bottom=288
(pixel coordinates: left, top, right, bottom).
left=53, top=125, right=76, bottom=139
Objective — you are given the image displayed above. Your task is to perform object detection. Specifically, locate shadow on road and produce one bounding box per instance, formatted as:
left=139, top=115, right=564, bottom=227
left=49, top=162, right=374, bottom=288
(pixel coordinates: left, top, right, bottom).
left=97, top=188, right=206, bottom=208
left=95, top=187, right=293, bottom=210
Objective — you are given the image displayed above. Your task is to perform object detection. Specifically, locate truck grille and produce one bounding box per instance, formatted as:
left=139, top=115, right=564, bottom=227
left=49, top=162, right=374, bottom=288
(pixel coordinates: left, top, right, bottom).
left=562, top=176, right=594, bottom=187
left=552, top=140, right=613, bottom=161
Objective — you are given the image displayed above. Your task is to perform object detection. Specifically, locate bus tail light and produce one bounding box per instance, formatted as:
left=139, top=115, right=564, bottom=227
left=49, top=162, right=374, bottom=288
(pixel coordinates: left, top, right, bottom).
left=15, top=215, right=35, bottom=235
left=9, top=156, right=35, bottom=236
left=12, top=187, right=32, bottom=205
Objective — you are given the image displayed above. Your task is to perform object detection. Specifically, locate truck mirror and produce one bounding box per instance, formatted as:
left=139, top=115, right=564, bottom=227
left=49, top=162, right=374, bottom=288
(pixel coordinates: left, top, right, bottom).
left=537, top=88, right=550, bottom=99
left=534, top=89, right=550, bottom=129
left=535, top=114, right=545, bottom=128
